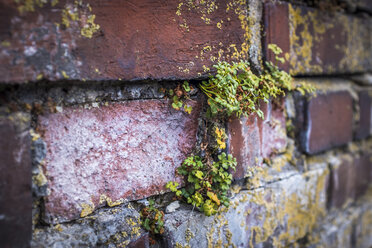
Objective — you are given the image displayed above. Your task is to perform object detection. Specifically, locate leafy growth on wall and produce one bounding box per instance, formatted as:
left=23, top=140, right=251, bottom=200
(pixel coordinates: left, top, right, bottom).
left=162, top=81, right=194, bottom=114
left=166, top=153, right=237, bottom=216
left=200, top=44, right=314, bottom=119
left=140, top=199, right=165, bottom=235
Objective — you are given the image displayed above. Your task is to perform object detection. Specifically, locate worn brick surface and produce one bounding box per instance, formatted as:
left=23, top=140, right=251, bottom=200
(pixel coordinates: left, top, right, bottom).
left=355, top=90, right=372, bottom=140
left=300, top=91, right=353, bottom=154
left=0, top=114, right=32, bottom=248
left=328, top=157, right=356, bottom=209
left=37, top=99, right=201, bottom=223
left=355, top=154, right=372, bottom=199
left=264, top=2, right=372, bottom=75
left=228, top=100, right=287, bottom=179
left=0, top=0, right=252, bottom=84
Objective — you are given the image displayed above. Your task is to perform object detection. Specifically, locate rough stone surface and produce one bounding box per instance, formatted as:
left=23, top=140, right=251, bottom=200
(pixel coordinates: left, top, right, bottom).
left=0, top=113, right=32, bottom=248
left=313, top=191, right=372, bottom=248
left=163, top=167, right=329, bottom=248
left=302, top=91, right=353, bottom=154
left=355, top=90, right=372, bottom=140
left=0, top=0, right=254, bottom=84
left=228, top=100, right=287, bottom=179
left=32, top=204, right=146, bottom=248
left=264, top=2, right=372, bottom=75
left=37, top=99, right=201, bottom=223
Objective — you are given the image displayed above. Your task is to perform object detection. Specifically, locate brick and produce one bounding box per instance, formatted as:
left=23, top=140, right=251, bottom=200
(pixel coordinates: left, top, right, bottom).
left=300, top=91, right=353, bottom=154
left=127, top=233, right=149, bottom=248
left=0, top=114, right=32, bottom=247
left=327, top=157, right=356, bottom=209
left=228, top=100, right=287, bottom=180
left=354, top=154, right=372, bottom=199
left=37, top=99, right=201, bottom=223
left=264, top=2, right=372, bottom=75
left=355, top=90, right=372, bottom=140
left=0, top=0, right=251, bottom=84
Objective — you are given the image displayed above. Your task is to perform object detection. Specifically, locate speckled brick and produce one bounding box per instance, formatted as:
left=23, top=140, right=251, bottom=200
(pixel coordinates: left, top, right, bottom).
left=37, top=99, right=201, bottom=223
left=0, top=0, right=251, bottom=84
left=302, top=91, right=353, bottom=154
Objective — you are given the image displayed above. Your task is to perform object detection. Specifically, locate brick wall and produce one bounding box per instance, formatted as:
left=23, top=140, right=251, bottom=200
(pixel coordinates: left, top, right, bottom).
left=1, top=0, right=372, bottom=247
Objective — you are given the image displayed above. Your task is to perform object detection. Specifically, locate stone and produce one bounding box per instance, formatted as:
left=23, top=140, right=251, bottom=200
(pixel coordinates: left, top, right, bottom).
left=163, top=167, right=329, bottom=248
left=166, top=201, right=180, bottom=214
left=32, top=204, right=146, bottom=248
left=37, top=99, right=201, bottom=223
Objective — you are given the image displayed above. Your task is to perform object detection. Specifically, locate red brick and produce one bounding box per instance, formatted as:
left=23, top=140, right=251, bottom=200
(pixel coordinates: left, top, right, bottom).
left=37, top=99, right=201, bottom=223
left=355, top=90, right=372, bottom=140
left=0, top=0, right=249, bottom=84
left=327, top=158, right=356, bottom=209
left=302, top=91, right=353, bottom=154
left=228, top=100, right=287, bottom=180
left=0, top=116, right=32, bottom=247
left=264, top=2, right=372, bottom=75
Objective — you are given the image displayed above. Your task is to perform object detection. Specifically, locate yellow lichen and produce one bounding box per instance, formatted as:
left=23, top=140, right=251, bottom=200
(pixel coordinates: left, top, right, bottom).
left=80, top=201, right=95, bottom=217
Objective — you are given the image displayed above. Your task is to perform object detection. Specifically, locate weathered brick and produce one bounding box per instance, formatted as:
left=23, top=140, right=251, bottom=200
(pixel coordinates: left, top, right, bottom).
left=0, top=114, right=32, bottom=248
left=127, top=233, right=149, bottom=248
left=300, top=91, right=353, bottom=154
left=354, top=154, right=372, bottom=199
left=228, top=100, right=287, bottom=180
left=264, top=2, right=372, bottom=75
left=37, top=99, right=201, bottom=223
left=355, top=90, right=372, bottom=140
left=327, top=157, right=356, bottom=209
left=0, top=0, right=253, bottom=84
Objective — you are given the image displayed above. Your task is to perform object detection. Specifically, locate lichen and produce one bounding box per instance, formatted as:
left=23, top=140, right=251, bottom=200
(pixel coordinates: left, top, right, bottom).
left=80, top=201, right=95, bottom=217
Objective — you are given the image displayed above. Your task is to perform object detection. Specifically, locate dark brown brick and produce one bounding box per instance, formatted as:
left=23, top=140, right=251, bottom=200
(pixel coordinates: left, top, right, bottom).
left=127, top=233, right=149, bottom=248
left=328, top=158, right=356, bottom=209
left=264, top=2, right=372, bottom=75
left=355, top=90, right=372, bottom=140
left=0, top=0, right=250, bottom=84
left=302, top=91, right=353, bottom=154
left=37, top=99, right=201, bottom=223
left=354, top=154, right=372, bottom=199
left=0, top=115, right=32, bottom=248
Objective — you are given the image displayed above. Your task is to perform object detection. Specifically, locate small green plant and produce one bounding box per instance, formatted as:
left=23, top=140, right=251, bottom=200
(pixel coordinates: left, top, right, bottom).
left=200, top=44, right=314, bottom=119
left=140, top=199, right=165, bottom=235
left=166, top=153, right=237, bottom=216
left=163, top=81, right=193, bottom=114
